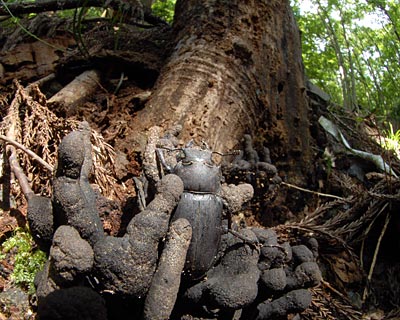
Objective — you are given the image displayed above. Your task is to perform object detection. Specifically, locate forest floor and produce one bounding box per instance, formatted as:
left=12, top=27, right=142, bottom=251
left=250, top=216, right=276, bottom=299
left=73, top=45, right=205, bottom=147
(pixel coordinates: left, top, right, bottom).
left=1, top=13, right=400, bottom=320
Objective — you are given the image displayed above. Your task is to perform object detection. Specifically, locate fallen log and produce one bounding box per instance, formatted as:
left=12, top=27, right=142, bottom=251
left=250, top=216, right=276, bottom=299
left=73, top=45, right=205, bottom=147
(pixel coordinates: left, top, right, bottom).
left=48, top=69, right=101, bottom=115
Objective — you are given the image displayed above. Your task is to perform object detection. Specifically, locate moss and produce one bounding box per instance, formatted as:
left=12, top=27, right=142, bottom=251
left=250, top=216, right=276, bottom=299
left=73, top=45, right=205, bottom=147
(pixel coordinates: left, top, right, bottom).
left=1, top=227, right=47, bottom=294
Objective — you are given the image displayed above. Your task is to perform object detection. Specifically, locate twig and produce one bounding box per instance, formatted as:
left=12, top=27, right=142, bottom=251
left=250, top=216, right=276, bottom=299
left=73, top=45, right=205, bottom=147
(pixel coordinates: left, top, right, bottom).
left=362, top=211, right=391, bottom=302
left=9, top=148, right=34, bottom=200
left=368, top=190, right=400, bottom=200
left=281, top=181, right=346, bottom=200
left=0, top=0, right=111, bottom=16
left=321, top=279, right=353, bottom=305
left=359, top=202, right=388, bottom=269
left=26, top=73, right=56, bottom=91
left=0, top=134, right=53, bottom=172
left=0, top=0, right=67, bottom=51
left=2, top=148, right=11, bottom=210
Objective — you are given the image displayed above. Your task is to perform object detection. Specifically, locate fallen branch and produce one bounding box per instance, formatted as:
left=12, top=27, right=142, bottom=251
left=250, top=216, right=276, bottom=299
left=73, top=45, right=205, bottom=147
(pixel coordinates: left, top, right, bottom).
left=1, top=0, right=106, bottom=16
left=8, top=147, right=34, bottom=200
left=47, top=69, right=101, bottom=116
left=0, top=0, right=167, bottom=25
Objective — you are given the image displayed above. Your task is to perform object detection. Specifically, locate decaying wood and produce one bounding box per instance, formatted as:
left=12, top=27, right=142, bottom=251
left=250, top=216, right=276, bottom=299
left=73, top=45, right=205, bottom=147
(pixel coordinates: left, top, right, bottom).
left=129, top=0, right=311, bottom=185
left=0, top=35, right=75, bottom=84
left=48, top=69, right=101, bottom=115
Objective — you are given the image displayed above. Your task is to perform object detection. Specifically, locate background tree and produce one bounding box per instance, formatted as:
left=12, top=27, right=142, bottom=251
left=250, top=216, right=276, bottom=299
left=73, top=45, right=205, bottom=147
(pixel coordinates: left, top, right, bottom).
left=291, top=0, right=400, bottom=128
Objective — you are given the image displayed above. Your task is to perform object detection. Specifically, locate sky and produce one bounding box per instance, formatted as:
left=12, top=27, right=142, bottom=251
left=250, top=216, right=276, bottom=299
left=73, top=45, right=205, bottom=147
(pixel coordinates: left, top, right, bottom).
left=296, top=0, right=386, bottom=29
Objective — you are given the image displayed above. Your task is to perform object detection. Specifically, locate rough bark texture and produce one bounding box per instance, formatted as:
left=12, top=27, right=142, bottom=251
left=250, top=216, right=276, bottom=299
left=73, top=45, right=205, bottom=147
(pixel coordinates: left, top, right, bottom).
left=131, top=0, right=311, bottom=184
left=48, top=70, right=101, bottom=116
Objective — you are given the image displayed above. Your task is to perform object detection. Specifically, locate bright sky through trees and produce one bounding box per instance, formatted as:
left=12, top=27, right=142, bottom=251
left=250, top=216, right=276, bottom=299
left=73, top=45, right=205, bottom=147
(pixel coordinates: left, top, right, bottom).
left=297, top=0, right=386, bottom=29
left=291, top=0, right=400, bottom=126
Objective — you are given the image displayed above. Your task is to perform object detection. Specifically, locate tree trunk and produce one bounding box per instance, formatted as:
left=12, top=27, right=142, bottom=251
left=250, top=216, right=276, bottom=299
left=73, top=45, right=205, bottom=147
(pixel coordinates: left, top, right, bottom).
left=131, top=0, right=311, bottom=185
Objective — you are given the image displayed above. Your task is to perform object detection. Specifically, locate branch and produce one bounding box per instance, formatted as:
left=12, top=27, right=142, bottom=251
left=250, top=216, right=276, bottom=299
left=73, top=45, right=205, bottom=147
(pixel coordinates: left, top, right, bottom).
left=0, top=134, right=54, bottom=172
left=8, top=147, right=34, bottom=200
left=362, top=211, right=391, bottom=302
left=1, top=0, right=113, bottom=16
left=281, top=181, right=346, bottom=200
left=2, top=149, right=11, bottom=209
left=0, top=0, right=168, bottom=25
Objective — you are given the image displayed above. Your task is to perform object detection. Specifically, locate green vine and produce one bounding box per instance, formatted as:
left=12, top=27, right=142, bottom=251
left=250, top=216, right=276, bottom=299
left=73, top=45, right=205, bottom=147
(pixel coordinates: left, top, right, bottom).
left=0, top=0, right=66, bottom=52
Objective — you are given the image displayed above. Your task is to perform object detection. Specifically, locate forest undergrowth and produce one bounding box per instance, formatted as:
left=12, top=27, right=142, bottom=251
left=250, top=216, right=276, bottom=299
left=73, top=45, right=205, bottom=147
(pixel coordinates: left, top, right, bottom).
left=1, top=6, right=400, bottom=320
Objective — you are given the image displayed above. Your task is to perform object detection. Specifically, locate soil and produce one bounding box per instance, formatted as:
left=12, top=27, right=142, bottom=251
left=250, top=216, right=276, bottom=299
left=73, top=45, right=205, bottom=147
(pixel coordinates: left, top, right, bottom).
left=1, top=12, right=400, bottom=320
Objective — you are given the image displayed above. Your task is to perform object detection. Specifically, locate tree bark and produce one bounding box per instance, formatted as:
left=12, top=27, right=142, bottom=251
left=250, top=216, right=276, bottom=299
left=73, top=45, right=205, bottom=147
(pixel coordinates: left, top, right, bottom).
left=130, top=0, right=311, bottom=185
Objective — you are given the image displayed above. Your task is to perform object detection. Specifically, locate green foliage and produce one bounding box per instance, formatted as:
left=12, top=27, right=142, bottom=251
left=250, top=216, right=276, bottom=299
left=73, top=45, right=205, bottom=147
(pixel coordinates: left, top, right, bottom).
left=0, top=0, right=67, bottom=51
left=57, top=7, right=103, bottom=19
left=1, top=228, right=47, bottom=294
left=290, top=0, right=400, bottom=124
left=382, top=123, right=400, bottom=159
left=151, top=0, right=176, bottom=23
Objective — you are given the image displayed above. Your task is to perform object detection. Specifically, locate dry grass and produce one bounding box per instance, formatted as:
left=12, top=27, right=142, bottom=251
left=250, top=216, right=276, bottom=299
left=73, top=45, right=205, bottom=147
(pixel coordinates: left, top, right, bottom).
left=274, top=113, right=400, bottom=319
left=0, top=81, right=118, bottom=206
